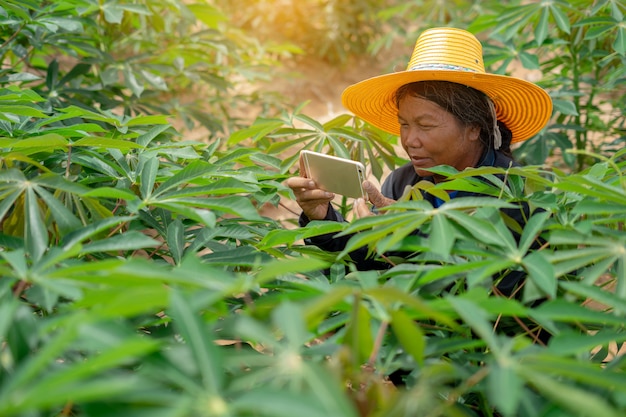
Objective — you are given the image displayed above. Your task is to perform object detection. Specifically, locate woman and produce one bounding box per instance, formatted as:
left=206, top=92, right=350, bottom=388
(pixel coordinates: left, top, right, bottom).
left=287, top=28, right=552, bottom=294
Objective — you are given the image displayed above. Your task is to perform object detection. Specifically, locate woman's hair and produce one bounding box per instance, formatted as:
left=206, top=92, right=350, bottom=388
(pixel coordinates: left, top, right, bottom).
left=394, top=81, right=513, bottom=157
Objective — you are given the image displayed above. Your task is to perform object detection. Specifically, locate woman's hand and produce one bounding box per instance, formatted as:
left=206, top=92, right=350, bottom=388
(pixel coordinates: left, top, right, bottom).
left=285, top=155, right=335, bottom=220
left=353, top=180, right=396, bottom=218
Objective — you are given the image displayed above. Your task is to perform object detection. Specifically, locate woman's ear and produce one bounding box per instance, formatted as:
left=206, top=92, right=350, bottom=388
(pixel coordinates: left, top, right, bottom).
left=467, top=124, right=481, bottom=142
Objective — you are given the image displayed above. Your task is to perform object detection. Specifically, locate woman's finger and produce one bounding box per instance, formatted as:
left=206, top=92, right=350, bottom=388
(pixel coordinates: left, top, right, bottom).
left=353, top=198, right=372, bottom=218
left=363, top=180, right=394, bottom=208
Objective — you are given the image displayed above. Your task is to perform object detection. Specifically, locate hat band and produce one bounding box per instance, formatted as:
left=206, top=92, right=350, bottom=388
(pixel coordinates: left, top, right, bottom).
left=409, top=63, right=478, bottom=72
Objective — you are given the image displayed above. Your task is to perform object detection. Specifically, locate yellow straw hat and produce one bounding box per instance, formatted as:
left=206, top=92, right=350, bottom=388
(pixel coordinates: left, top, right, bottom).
left=341, top=27, right=552, bottom=143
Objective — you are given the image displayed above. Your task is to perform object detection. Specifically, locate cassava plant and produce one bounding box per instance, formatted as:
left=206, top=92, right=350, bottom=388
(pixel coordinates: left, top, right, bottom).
left=1, top=1, right=626, bottom=417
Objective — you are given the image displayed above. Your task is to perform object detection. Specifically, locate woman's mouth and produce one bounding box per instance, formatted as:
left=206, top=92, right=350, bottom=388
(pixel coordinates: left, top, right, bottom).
left=410, top=156, right=431, bottom=167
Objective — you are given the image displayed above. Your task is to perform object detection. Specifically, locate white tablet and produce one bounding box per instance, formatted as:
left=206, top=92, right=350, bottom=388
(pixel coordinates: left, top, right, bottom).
left=300, top=150, right=366, bottom=199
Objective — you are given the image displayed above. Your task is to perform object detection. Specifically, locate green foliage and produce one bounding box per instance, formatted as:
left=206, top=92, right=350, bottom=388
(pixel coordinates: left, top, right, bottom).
left=0, top=0, right=288, bottom=135
left=215, top=0, right=383, bottom=65
left=1, top=1, right=626, bottom=417
left=367, top=0, right=626, bottom=170
left=472, top=0, right=626, bottom=170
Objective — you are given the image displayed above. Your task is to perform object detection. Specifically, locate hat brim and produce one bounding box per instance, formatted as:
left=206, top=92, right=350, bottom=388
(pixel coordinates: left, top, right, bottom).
left=341, top=70, right=552, bottom=143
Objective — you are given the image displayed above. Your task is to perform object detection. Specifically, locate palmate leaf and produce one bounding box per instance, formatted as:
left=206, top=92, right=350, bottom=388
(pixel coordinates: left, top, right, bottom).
left=4, top=330, right=161, bottom=414
left=0, top=315, right=79, bottom=409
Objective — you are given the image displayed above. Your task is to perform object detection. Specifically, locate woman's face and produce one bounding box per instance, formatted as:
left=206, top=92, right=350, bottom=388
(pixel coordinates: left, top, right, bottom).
left=398, top=95, right=483, bottom=178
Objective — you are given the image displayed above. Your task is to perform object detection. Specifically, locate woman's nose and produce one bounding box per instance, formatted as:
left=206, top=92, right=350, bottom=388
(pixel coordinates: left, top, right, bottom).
left=402, top=128, right=422, bottom=148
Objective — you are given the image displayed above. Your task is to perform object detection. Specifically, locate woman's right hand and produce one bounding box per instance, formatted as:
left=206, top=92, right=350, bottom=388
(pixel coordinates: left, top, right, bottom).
left=285, top=155, right=335, bottom=220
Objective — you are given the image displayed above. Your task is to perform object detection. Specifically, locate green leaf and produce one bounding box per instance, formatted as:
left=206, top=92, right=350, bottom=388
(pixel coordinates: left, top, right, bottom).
left=124, top=114, right=169, bottom=126
left=12, top=133, right=67, bottom=149
left=152, top=160, right=213, bottom=198
left=259, top=221, right=345, bottom=249
left=430, top=213, right=455, bottom=257
left=169, top=290, right=223, bottom=394
left=552, top=99, right=579, bottom=116
left=519, top=368, right=621, bottom=417
left=534, top=7, right=549, bottom=45
left=102, top=3, right=124, bottom=24
left=139, top=155, right=159, bottom=199
left=255, top=257, right=330, bottom=284
left=0, top=317, right=79, bottom=405
left=559, top=281, right=626, bottom=314
left=488, top=362, right=523, bottom=417
left=614, top=26, right=626, bottom=56
left=233, top=387, right=355, bottom=417
left=343, top=295, right=374, bottom=364
left=136, top=124, right=171, bottom=147
left=186, top=4, right=227, bottom=29
left=0, top=104, right=47, bottom=118
left=518, top=211, right=549, bottom=252
left=448, top=297, right=500, bottom=355
left=228, top=119, right=283, bottom=145
left=272, top=302, right=310, bottom=347
left=389, top=308, right=425, bottom=366
left=548, top=330, right=626, bottom=356
left=25, top=187, right=48, bottom=262
left=80, top=231, right=160, bottom=254
left=365, top=287, right=457, bottom=327
left=549, top=4, right=571, bottom=34
left=519, top=51, right=540, bottom=69
left=532, top=299, right=626, bottom=326
left=82, top=187, right=139, bottom=201
left=167, top=219, right=184, bottom=264
left=523, top=251, right=556, bottom=298
left=123, top=67, right=144, bottom=97
left=303, top=285, right=354, bottom=329
left=61, top=216, right=136, bottom=249
left=34, top=186, right=82, bottom=235
left=72, top=137, right=143, bottom=150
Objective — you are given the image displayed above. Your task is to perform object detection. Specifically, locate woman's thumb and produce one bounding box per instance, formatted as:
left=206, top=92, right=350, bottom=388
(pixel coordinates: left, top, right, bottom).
left=363, top=181, right=385, bottom=208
